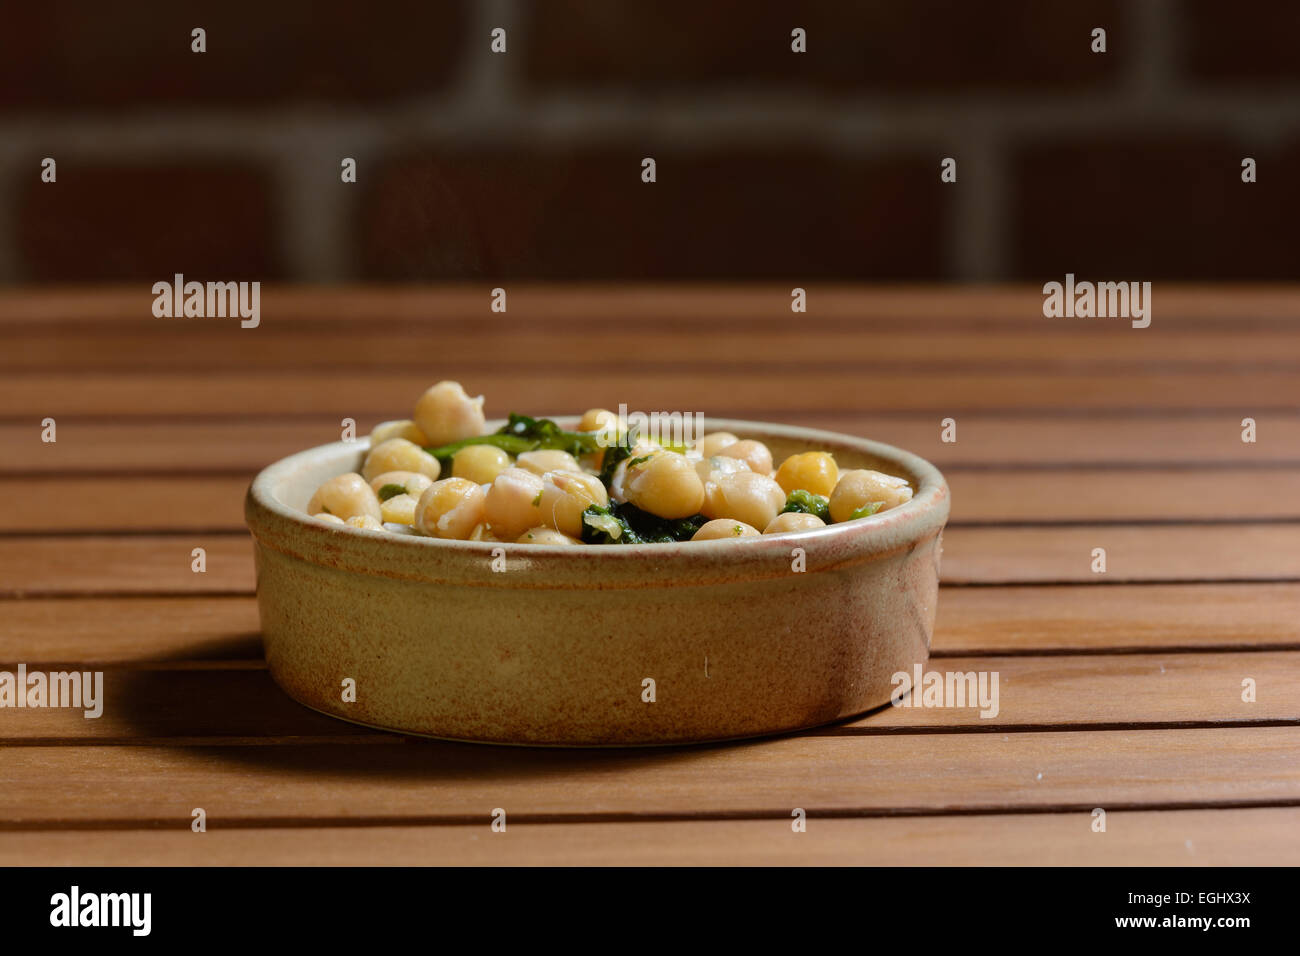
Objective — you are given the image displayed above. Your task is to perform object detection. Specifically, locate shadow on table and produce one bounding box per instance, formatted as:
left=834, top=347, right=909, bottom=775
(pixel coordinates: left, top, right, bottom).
left=107, top=633, right=886, bottom=788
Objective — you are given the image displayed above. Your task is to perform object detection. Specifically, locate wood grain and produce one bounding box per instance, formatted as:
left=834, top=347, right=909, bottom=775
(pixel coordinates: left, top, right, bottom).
left=1, top=807, right=1294, bottom=865
left=3, top=523, right=1296, bottom=596
left=4, top=414, right=1297, bottom=473
left=3, top=584, right=1295, bottom=667
left=5, top=369, right=1295, bottom=419
left=3, top=727, right=1297, bottom=826
left=2, top=286, right=1296, bottom=866
left=5, top=584, right=1296, bottom=668
left=1, top=652, right=1293, bottom=743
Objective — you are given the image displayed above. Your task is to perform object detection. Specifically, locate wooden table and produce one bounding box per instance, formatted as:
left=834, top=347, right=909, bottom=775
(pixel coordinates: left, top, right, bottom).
left=1, top=285, right=1297, bottom=865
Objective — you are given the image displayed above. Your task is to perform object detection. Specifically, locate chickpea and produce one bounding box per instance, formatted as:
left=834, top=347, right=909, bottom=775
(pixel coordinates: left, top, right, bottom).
left=362, top=438, right=441, bottom=482
left=517, top=527, right=581, bottom=545
left=313, top=513, right=346, bottom=526
left=698, top=431, right=739, bottom=457
left=345, top=514, right=385, bottom=531
left=764, top=512, right=826, bottom=535
left=829, top=469, right=914, bottom=523
left=483, top=467, right=546, bottom=541
left=415, top=477, right=486, bottom=540
left=536, top=470, right=608, bottom=537
left=607, top=441, right=664, bottom=502
left=774, top=451, right=839, bottom=497
left=694, top=453, right=751, bottom=484
left=380, top=493, right=418, bottom=525
left=451, top=444, right=512, bottom=484
left=623, top=451, right=706, bottom=519
left=307, top=473, right=382, bottom=523
left=692, top=518, right=761, bottom=541
left=368, top=470, right=435, bottom=499
left=516, top=449, right=581, bottom=477
left=469, top=522, right=498, bottom=543
left=578, top=407, right=620, bottom=432
left=702, top=471, right=786, bottom=530
left=369, top=419, right=428, bottom=447
left=413, top=380, right=486, bottom=446
left=715, top=439, right=773, bottom=475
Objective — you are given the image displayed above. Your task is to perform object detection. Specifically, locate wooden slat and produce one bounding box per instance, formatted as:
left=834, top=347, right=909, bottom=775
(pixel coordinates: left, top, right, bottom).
left=934, top=583, right=1300, bottom=655
left=3, top=584, right=1294, bottom=669
left=2, top=585, right=1294, bottom=666
left=942, top=524, right=1300, bottom=583
left=3, top=284, right=1300, bottom=326
left=2, top=728, right=1296, bottom=825
left=3, top=369, right=1297, bottom=419
left=0, top=597, right=263, bottom=664
left=3, top=524, right=1296, bottom=596
left=1, top=807, right=1294, bottom=865
left=8, top=468, right=1300, bottom=531
left=8, top=327, right=1300, bottom=372
left=0, top=536, right=252, bottom=595
left=3, top=414, right=1299, bottom=474
left=1, top=652, right=1294, bottom=743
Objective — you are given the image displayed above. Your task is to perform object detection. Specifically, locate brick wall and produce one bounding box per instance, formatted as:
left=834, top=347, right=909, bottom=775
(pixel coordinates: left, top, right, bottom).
left=1, top=0, right=1297, bottom=283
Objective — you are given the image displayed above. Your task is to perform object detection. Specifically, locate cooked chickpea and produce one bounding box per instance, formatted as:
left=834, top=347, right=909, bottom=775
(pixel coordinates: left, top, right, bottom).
left=692, top=519, right=761, bottom=540
left=313, top=513, right=346, bottom=526
left=380, top=493, right=418, bottom=525
left=516, top=449, right=581, bottom=477
left=694, top=454, right=751, bottom=484
left=362, top=438, right=441, bottom=482
left=469, top=522, right=498, bottom=542
left=517, top=527, right=582, bottom=545
left=775, top=451, right=839, bottom=497
left=483, top=467, right=546, bottom=541
left=306, top=473, right=382, bottom=523
left=702, top=472, right=786, bottom=530
left=368, top=470, right=435, bottom=499
left=764, top=512, right=826, bottom=535
left=829, top=469, right=914, bottom=522
left=537, top=470, right=609, bottom=537
left=698, top=431, right=739, bottom=457
left=369, top=419, right=428, bottom=446
left=451, top=444, right=512, bottom=484
left=415, top=477, right=486, bottom=540
left=623, top=451, right=706, bottom=519
left=413, top=380, right=486, bottom=446
left=608, top=442, right=664, bottom=502
left=345, top=514, right=385, bottom=531
left=579, top=407, right=619, bottom=432
left=715, top=439, right=773, bottom=475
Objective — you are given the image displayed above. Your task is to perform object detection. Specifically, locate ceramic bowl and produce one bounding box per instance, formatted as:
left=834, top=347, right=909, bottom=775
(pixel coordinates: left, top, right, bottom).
left=245, top=419, right=949, bottom=747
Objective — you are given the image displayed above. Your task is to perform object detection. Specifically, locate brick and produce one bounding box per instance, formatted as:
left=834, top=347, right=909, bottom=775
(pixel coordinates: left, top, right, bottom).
left=358, top=147, right=947, bottom=280
left=523, top=0, right=1122, bottom=93
left=0, top=1, right=466, bottom=112
left=17, top=163, right=280, bottom=281
left=1007, top=136, right=1300, bottom=280
left=1184, top=0, right=1300, bottom=82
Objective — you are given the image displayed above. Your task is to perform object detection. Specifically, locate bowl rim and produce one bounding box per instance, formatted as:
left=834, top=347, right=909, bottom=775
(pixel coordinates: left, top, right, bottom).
left=245, top=417, right=950, bottom=587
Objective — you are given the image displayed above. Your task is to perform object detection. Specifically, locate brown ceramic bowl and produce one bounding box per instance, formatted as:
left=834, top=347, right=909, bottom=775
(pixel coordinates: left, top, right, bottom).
left=245, top=419, right=949, bottom=747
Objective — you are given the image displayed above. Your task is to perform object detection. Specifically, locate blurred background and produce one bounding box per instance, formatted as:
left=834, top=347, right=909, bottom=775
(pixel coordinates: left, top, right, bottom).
left=0, top=0, right=1297, bottom=285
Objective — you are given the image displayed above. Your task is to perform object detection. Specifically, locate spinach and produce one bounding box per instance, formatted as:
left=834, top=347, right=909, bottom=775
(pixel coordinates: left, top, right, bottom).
left=425, top=412, right=601, bottom=466
left=377, top=483, right=407, bottom=502
left=580, top=502, right=707, bottom=545
left=781, top=489, right=831, bottom=521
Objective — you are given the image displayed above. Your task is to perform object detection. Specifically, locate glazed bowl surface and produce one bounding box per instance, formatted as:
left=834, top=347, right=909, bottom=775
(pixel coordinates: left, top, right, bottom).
left=245, top=418, right=949, bottom=746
